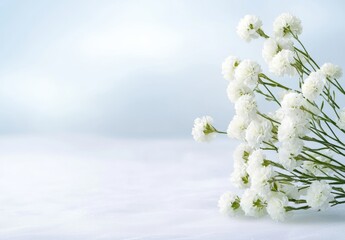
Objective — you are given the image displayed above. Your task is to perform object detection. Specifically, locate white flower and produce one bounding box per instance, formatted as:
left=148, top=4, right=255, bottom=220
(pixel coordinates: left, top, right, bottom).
left=273, top=13, right=302, bottom=38
left=234, top=94, right=257, bottom=119
left=241, top=189, right=267, bottom=217
left=245, top=118, right=273, bottom=148
left=236, top=15, right=262, bottom=42
left=231, top=167, right=250, bottom=189
left=281, top=139, right=304, bottom=156
left=302, top=161, right=319, bottom=176
left=233, top=143, right=252, bottom=169
left=302, top=71, right=326, bottom=101
left=320, top=63, right=342, bottom=79
left=306, top=181, right=334, bottom=211
left=267, top=192, right=288, bottom=221
left=262, top=38, right=294, bottom=63
left=227, top=115, right=250, bottom=141
left=278, top=146, right=299, bottom=171
left=302, top=150, right=333, bottom=176
left=222, top=56, right=241, bottom=81
left=280, top=184, right=300, bottom=200
left=278, top=116, right=308, bottom=143
left=234, top=60, right=261, bottom=89
left=192, top=116, right=216, bottom=142
left=247, top=149, right=266, bottom=176
left=303, top=100, right=321, bottom=117
left=218, top=192, right=242, bottom=216
left=269, top=49, right=296, bottom=76
left=274, top=108, right=285, bottom=122
left=226, top=80, right=252, bottom=103
left=337, top=108, right=345, bottom=130
left=250, top=166, right=274, bottom=195
left=281, top=92, right=305, bottom=112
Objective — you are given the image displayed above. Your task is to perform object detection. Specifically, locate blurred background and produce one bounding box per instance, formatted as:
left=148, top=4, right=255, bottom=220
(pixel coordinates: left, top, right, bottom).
left=1, top=1, right=345, bottom=239
left=0, top=0, right=344, bottom=138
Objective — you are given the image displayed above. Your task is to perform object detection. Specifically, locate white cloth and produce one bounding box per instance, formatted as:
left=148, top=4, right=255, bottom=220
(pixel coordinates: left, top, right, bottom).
left=0, top=136, right=344, bottom=239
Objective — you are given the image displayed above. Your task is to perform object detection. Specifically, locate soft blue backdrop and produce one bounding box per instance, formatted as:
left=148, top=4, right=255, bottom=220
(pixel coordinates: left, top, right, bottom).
left=0, top=0, right=344, bottom=137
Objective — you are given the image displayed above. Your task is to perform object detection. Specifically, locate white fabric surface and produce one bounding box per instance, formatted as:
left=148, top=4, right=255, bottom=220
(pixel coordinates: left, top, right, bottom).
left=0, top=135, right=344, bottom=239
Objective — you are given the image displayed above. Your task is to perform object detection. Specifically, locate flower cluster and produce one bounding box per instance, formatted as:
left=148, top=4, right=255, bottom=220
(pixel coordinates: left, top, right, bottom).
left=193, top=13, right=345, bottom=221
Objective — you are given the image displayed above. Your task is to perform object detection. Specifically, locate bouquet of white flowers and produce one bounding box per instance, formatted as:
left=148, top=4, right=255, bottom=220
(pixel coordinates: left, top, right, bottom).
left=192, top=13, right=345, bottom=221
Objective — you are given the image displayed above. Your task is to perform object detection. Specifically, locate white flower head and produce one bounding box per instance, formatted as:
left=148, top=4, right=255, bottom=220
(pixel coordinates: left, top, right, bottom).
left=235, top=94, right=257, bottom=120
left=269, top=49, right=296, bottom=76
left=250, top=166, right=274, bottom=195
left=267, top=192, right=288, bottom=221
left=227, top=115, right=250, bottom=141
left=320, top=63, right=342, bottom=79
left=222, top=56, right=241, bottom=81
left=302, top=71, right=326, bottom=101
left=233, top=143, right=252, bottom=169
left=231, top=167, right=250, bottom=189
left=337, top=108, right=345, bottom=130
left=281, top=139, right=304, bottom=156
left=302, top=150, right=333, bottom=176
left=280, top=184, right=300, bottom=200
left=281, top=92, right=305, bottom=112
left=247, top=149, right=266, bottom=176
left=306, top=181, right=334, bottom=211
left=245, top=118, right=273, bottom=148
left=241, top=189, right=267, bottom=217
left=218, top=192, right=242, bottom=216
left=273, top=13, right=302, bottom=38
left=277, top=117, right=299, bottom=142
left=236, top=15, right=263, bottom=42
left=227, top=80, right=252, bottom=103
left=274, top=108, right=285, bottom=122
left=192, top=116, right=216, bottom=142
left=303, top=100, right=321, bottom=117
left=234, top=60, right=262, bottom=89
left=262, top=38, right=294, bottom=63
left=278, top=146, right=299, bottom=171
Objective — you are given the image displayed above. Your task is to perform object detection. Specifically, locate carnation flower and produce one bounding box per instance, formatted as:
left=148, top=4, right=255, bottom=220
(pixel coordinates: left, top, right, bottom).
left=281, top=92, right=305, bottom=112
left=240, top=189, right=267, bottom=217
left=269, top=49, right=296, bottom=76
left=278, top=116, right=308, bottom=143
left=302, top=150, right=333, bottom=176
left=337, top=108, right=345, bottom=130
left=245, top=118, right=273, bottom=148
left=278, top=146, right=299, bottom=171
left=234, top=60, right=262, bottom=89
left=233, top=143, right=252, bottom=169
left=222, top=56, right=241, bottom=81
left=303, top=100, right=321, bottom=117
left=274, top=108, right=285, bottom=122
left=302, top=71, right=326, bottom=101
left=250, top=166, right=274, bottom=195
left=227, top=115, right=250, bottom=141
left=281, top=139, right=304, bottom=157
left=231, top=167, right=250, bottom=189
left=320, top=63, right=342, bottom=79
left=280, top=184, right=300, bottom=200
left=262, top=38, right=294, bottom=63
left=247, top=149, right=267, bottom=176
left=226, top=80, right=252, bottom=103
left=234, top=94, right=257, bottom=119
left=218, top=192, right=242, bottom=216
left=302, top=161, right=332, bottom=176
left=192, top=116, right=217, bottom=142
left=273, top=13, right=302, bottom=38
left=266, top=192, right=288, bottom=221
left=236, top=15, right=263, bottom=42
left=306, top=181, right=334, bottom=211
